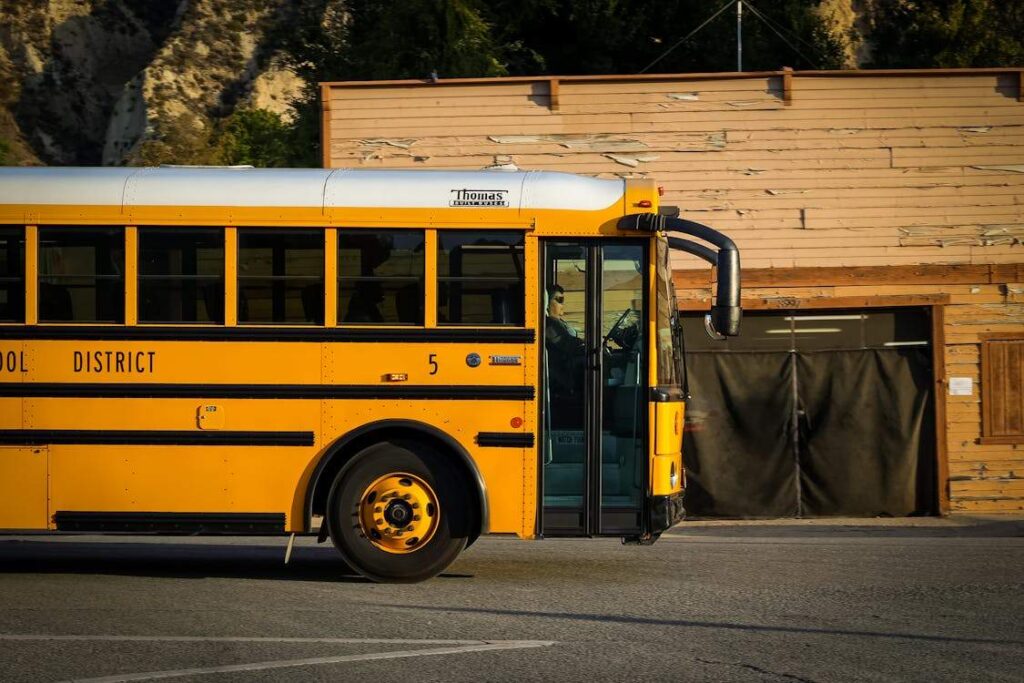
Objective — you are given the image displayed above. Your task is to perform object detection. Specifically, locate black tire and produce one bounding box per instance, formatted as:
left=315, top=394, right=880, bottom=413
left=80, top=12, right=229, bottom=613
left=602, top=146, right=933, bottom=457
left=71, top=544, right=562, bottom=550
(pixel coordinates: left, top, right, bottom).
left=326, top=439, right=471, bottom=583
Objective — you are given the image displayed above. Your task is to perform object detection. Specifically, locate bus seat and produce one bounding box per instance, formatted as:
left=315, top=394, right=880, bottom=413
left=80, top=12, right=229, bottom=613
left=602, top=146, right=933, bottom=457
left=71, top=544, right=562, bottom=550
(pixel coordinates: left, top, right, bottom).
left=301, top=284, right=324, bottom=323
left=39, top=282, right=73, bottom=321
left=394, top=283, right=420, bottom=324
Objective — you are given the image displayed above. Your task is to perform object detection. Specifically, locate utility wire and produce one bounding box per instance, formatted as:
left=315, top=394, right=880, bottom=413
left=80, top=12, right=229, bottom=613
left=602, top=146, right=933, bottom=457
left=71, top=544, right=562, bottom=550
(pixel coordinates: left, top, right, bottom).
left=640, top=0, right=737, bottom=74
left=742, top=0, right=824, bottom=69
left=744, top=0, right=827, bottom=59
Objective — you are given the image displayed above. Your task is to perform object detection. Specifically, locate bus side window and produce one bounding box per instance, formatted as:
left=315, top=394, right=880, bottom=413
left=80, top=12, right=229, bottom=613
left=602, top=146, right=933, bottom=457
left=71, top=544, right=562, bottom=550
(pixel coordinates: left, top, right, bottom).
left=0, top=227, right=25, bottom=323
left=338, top=229, right=424, bottom=326
left=437, top=230, right=524, bottom=326
left=238, top=228, right=324, bottom=325
left=138, top=227, right=224, bottom=324
left=39, top=226, right=124, bottom=324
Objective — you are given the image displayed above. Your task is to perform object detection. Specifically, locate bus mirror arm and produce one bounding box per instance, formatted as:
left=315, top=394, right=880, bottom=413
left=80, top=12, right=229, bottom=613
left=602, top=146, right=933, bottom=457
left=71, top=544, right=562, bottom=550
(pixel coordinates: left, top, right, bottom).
left=619, top=214, right=741, bottom=338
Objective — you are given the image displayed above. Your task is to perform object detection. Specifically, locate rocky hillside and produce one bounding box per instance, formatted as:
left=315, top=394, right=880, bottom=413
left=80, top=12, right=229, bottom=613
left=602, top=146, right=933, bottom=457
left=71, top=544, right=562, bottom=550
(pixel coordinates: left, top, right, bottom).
left=6, top=1, right=961, bottom=168
left=0, top=0, right=304, bottom=166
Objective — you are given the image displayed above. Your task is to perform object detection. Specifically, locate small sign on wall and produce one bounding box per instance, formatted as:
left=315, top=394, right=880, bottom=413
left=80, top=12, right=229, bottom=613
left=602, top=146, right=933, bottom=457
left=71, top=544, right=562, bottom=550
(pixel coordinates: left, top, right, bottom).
left=949, top=377, right=973, bottom=396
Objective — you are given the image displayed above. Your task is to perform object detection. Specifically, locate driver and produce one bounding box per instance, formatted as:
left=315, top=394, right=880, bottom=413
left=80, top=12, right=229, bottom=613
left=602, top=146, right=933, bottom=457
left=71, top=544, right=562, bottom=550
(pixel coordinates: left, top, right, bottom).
left=545, top=284, right=586, bottom=397
left=545, top=284, right=585, bottom=353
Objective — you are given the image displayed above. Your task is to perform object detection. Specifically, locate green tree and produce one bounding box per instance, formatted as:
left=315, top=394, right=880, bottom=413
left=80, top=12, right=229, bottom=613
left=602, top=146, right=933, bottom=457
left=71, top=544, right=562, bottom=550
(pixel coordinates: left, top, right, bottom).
left=215, top=108, right=293, bottom=167
left=131, top=111, right=221, bottom=166
left=483, top=0, right=846, bottom=75
left=868, top=0, right=1024, bottom=68
left=274, top=0, right=508, bottom=167
left=0, top=138, right=10, bottom=166
left=275, top=0, right=506, bottom=83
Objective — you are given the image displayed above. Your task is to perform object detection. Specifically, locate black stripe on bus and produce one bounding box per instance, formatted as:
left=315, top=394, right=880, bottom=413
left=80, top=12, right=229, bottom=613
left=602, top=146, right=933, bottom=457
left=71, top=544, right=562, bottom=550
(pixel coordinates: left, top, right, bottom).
left=54, top=512, right=286, bottom=534
left=476, top=432, right=535, bottom=448
left=0, top=430, right=314, bottom=446
left=0, top=326, right=535, bottom=344
left=0, top=384, right=535, bottom=401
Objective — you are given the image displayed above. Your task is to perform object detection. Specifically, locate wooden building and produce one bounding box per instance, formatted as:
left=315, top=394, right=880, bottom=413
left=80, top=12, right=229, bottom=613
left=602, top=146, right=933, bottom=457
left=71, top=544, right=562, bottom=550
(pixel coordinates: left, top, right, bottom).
left=320, top=68, right=1024, bottom=516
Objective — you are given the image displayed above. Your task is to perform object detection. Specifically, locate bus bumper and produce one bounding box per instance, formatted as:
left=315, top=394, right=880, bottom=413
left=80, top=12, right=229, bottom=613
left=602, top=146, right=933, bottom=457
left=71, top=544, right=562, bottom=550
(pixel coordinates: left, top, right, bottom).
left=650, top=491, right=685, bottom=534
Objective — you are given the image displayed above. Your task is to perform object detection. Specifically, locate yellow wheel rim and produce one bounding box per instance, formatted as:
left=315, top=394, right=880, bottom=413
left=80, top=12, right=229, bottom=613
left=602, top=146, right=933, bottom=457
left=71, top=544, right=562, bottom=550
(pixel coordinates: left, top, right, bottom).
left=358, top=472, right=440, bottom=554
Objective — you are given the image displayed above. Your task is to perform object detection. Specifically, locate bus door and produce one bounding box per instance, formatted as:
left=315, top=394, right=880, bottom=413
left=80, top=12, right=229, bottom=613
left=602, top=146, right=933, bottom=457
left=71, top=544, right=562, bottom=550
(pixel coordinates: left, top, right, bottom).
left=541, top=240, right=647, bottom=536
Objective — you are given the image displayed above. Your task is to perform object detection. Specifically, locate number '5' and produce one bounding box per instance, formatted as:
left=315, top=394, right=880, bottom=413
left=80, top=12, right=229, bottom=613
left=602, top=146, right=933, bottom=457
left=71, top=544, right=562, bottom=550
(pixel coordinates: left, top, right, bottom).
left=428, top=353, right=439, bottom=375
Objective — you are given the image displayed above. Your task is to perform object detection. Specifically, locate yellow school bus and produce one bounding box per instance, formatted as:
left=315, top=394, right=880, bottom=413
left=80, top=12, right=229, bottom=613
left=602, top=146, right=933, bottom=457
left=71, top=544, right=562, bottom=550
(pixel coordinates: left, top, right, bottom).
left=0, top=167, right=739, bottom=582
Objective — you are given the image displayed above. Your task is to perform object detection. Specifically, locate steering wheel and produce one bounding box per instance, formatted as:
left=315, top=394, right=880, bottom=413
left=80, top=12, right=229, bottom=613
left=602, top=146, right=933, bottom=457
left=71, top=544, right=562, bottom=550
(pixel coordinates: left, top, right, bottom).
left=603, top=307, right=639, bottom=350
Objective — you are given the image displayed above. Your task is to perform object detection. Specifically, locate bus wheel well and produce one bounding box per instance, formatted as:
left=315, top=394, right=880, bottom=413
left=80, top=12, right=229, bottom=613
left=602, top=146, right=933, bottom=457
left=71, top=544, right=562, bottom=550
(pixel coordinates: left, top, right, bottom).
left=308, top=422, right=486, bottom=544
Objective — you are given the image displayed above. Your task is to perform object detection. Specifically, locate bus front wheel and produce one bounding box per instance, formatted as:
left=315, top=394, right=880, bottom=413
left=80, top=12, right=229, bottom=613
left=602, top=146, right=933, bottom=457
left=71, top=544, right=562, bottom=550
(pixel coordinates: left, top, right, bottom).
left=327, top=440, right=470, bottom=582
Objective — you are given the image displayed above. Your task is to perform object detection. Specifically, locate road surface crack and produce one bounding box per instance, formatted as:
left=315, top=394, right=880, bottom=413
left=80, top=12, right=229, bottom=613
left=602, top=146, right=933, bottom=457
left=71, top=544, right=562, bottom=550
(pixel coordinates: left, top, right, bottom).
left=694, top=657, right=816, bottom=682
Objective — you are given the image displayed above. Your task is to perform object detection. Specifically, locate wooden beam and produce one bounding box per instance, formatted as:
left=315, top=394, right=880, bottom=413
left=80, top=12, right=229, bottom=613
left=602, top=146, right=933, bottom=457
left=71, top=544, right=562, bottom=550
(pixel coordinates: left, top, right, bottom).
left=677, top=293, right=949, bottom=311
left=782, top=66, right=793, bottom=106
left=931, top=303, right=950, bottom=515
left=990, top=264, right=1024, bottom=283
left=317, top=66, right=1024, bottom=89
left=673, top=264, right=1003, bottom=289
left=1019, top=68, right=1024, bottom=103
left=549, top=78, right=560, bottom=112
left=320, top=84, right=331, bottom=169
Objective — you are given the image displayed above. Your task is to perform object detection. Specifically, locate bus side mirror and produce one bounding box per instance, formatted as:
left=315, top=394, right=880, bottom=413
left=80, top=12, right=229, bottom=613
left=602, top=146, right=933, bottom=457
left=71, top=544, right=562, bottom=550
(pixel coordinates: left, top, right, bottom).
left=708, top=305, right=741, bottom=338
left=703, top=314, right=724, bottom=341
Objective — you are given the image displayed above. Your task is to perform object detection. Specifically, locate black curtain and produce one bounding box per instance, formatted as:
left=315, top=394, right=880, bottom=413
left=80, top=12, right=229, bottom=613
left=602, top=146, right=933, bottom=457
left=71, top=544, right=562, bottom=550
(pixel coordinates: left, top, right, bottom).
left=683, top=348, right=935, bottom=518
left=683, top=352, right=797, bottom=517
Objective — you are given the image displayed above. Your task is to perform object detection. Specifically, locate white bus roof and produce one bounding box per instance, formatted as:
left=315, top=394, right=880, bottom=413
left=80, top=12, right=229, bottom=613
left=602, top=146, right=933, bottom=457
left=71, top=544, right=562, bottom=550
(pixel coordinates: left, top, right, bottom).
left=0, top=167, right=624, bottom=212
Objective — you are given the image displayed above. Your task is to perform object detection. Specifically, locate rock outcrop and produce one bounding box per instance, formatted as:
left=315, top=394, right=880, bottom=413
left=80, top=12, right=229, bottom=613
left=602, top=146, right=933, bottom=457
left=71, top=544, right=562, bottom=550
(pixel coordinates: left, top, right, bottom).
left=0, top=0, right=305, bottom=166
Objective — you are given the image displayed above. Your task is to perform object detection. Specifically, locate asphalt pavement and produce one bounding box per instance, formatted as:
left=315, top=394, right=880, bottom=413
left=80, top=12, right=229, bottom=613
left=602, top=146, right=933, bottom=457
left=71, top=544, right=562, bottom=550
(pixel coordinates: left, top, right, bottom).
left=1, top=517, right=1022, bottom=682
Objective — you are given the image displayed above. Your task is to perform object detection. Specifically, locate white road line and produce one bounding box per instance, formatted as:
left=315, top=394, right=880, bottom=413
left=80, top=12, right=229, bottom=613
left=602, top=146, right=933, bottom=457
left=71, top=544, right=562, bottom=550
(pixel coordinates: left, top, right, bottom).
left=66, top=641, right=555, bottom=683
left=0, top=635, right=483, bottom=645
left=0, top=635, right=555, bottom=683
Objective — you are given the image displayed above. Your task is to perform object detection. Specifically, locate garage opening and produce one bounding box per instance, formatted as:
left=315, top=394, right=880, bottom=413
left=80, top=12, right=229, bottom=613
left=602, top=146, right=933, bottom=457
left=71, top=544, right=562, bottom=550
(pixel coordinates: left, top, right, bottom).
left=680, top=307, right=937, bottom=518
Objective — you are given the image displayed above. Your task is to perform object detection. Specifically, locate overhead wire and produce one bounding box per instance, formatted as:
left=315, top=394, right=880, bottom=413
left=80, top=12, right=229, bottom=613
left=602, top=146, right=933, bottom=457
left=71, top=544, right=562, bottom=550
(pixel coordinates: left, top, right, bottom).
left=639, top=0, right=737, bottom=74
left=741, top=0, right=825, bottom=69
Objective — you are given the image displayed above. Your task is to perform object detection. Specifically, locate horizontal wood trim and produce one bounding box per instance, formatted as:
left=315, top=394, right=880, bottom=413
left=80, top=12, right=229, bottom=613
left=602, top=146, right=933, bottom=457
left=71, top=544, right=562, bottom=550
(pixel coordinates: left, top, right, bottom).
left=978, top=436, right=1024, bottom=445
left=677, top=294, right=948, bottom=311
left=979, top=332, right=1024, bottom=341
left=320, top=67, right=1024, bottom=89
left=674, top=265, right=1024, bottom=289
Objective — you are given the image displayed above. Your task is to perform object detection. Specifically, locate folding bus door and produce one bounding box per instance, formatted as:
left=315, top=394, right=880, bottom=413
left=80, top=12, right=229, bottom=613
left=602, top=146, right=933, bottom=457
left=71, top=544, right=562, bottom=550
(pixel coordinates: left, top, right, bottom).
left=540, top=240, right=648, bottom=536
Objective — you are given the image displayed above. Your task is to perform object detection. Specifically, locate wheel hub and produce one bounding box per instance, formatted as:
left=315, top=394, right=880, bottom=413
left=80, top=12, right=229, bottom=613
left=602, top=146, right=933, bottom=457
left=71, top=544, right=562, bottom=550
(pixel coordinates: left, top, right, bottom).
left=358, top=472, right=440, bottom=554
left=383, top=499, right=413, bottom=526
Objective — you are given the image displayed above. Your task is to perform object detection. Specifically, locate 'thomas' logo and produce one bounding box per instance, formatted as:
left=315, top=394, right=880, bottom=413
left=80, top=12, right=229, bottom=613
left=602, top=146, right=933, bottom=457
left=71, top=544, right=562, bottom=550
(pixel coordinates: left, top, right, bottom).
left=450, top=189, right=509, bottom=208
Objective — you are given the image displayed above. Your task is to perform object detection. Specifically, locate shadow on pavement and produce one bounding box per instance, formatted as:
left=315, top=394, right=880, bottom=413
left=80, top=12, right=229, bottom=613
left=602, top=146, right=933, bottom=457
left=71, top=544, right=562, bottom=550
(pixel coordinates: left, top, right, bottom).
left=0, top=540, right=403, bottom=583
left=379, top=604, right=1024, bottom=647
left=667, top=518, right=1024, bottom=538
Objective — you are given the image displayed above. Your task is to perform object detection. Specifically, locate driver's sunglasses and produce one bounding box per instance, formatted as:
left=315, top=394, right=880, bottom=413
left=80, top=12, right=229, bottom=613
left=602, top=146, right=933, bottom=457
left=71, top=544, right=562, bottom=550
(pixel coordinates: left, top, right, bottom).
left=553, top=296, right=565, bottom=303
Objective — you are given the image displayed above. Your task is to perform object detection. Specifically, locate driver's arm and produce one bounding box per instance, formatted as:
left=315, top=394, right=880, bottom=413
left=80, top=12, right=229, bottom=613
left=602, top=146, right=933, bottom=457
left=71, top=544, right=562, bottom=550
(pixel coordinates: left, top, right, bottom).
left=546, top=318, right=586, bottom=354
